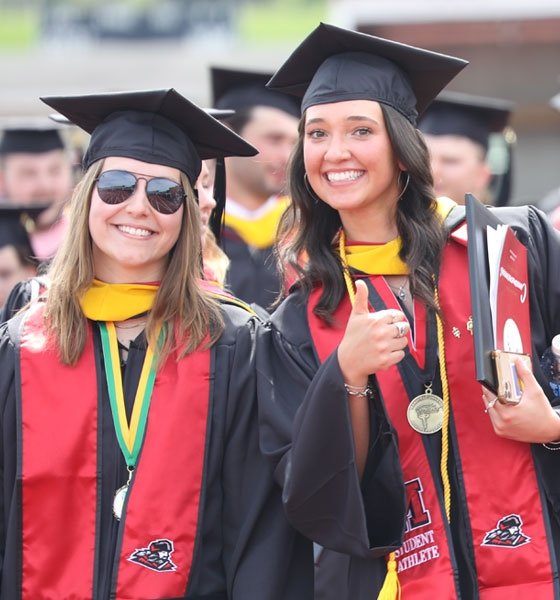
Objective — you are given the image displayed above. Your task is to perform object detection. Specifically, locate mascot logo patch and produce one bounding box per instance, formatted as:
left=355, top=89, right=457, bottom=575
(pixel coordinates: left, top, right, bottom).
left=128, top=538, right=177, bottom=572
left=482, top=514, right=531, bottom=548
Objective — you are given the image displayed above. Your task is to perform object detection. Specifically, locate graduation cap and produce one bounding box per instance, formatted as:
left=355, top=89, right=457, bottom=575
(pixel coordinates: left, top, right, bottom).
left=0, top=204, right=45, bottom=262
left=40, top=88, right=258, bottom=187
left=419, top=91, right=513, bottom=151
left=266, top=22, right=468, bottom=125
left=211, top=67, right=301, bottom=118
left=0, top=118, right=65, bottom=155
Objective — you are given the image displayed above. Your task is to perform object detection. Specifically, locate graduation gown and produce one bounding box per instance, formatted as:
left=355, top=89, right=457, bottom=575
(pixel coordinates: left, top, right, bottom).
left=257, top=205, right=560, bottom=599
left=0, top=295, right=312, bottom=600
left=221, top=226, right=281, bottom=311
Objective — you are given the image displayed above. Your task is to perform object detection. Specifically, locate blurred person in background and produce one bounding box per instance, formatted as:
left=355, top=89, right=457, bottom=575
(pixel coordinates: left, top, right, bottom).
left=0, top=119, right=74, bottom=260
left=0, top=206, right=38, bottom=307
left=540, top=92, right=560, bottom=228
left=197, top=158, right=230, bottom=287
left=419, top=92, right=514, bottom=206
left=211, top=67, right=300, bottom=309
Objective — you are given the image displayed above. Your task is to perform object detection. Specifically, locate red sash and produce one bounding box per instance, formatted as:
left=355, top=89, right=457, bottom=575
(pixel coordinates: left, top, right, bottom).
left=18, top=303, right=211, bottom=599
left=307, top=235, right=557, bottom=598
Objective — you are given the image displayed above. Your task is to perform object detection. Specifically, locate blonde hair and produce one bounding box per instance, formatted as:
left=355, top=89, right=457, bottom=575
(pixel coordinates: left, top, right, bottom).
left=202, top=228, right=230, bottom=287
left=45, top=160, right=224, bottom=365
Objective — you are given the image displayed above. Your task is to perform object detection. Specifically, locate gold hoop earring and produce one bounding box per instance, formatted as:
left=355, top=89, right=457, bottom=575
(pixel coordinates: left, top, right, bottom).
left=397, top=171, right=410, bottom=201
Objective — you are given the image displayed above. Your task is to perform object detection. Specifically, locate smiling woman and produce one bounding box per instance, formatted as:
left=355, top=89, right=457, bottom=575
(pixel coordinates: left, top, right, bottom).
left=0, top=88, right=313, bottom=600
left=257, top=22, right=560, bottom=600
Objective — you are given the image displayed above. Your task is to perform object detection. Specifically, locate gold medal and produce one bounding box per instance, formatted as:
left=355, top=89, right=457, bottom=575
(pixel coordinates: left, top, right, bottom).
left=113, top=484, right=128, bottom=521
left=407, top=384, right=444, bottom=434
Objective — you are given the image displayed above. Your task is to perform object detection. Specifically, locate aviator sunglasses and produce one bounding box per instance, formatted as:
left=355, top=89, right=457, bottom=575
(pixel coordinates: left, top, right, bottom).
left=94, top=170, right=186, bottom=215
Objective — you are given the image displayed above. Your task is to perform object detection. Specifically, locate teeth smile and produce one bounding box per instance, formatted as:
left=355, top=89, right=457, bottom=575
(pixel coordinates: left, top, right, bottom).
left=117, top=225, right=153, bottom=237
left=326, top=170, right=363, bottom=182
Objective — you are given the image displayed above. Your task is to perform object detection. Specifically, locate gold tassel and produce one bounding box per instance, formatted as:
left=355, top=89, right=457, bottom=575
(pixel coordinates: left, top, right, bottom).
left=377, top=552, right=401, bottom=600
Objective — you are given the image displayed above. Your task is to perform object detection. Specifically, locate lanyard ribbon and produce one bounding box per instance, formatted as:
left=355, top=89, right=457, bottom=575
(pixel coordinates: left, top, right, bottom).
left=98, top=322, right=159, bottom=468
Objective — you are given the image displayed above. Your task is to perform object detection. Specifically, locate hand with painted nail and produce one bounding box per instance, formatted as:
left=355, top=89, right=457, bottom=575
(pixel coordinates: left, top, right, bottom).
left=482, top=358, right=560, bottom=443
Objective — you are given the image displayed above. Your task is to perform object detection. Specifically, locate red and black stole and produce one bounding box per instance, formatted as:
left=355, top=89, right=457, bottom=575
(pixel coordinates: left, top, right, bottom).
left=16, top=302, right=211, bottom=599
left=307, top=227, right=558, bottom=599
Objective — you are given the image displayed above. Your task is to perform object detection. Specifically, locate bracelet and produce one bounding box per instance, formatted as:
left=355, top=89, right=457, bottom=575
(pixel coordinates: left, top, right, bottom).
left=344, top=383, right=373, bottom=398
left=542, top=441, right=560, bottom=451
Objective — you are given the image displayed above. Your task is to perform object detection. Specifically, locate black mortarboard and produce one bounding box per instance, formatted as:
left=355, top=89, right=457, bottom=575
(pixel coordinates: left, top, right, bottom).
left=0, top=118, right=64, bottom=155
left=211, top=67, right=301, bottom=118
left=0, top=204, right=45, bottom=258
left=419, top=91, right=513, bottom=151
left=40, top=89, right=257, bottom=186
left=267, top=22, right=468, bottom=125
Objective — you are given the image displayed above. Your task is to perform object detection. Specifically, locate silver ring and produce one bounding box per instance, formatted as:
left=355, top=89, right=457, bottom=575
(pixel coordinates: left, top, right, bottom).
left=484, top=397, right=498, bottom=413
left=394, top=321, right=407, bottom=338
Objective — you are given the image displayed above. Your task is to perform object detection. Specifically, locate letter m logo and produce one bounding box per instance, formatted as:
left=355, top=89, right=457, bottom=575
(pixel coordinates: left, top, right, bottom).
left=404, top=477, right=431, bottom=533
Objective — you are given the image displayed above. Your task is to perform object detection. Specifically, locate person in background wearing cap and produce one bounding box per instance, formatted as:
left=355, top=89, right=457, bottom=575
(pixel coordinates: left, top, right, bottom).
left=256, top=22, right=560, bottom=599
left=0, top=89, right=312, bottom=599
left=0, top=111, right=232, bottom=323
left=419, top=91, right=514, bottom=206
left=0, top=206, right=38, bottom=307
left=0, top=120, right=74, bottom=260
left=211, top=67, right=300, bottom=309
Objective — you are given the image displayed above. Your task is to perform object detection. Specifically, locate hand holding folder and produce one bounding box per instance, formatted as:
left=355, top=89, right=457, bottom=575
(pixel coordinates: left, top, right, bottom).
left=465, top=194, right=532, bottom=403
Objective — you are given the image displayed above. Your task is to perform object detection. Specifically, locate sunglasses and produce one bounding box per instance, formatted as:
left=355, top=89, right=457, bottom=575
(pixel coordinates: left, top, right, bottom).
left=95, top=170, right=186, bottom=215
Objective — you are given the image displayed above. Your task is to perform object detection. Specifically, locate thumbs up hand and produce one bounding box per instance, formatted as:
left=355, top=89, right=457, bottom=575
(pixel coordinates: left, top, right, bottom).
left=337, top=280, right=410, bottom=387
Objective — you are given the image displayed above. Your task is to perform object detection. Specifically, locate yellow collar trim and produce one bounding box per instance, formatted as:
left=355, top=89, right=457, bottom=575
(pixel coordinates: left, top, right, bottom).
left=344, top=236, right=408, bottom=275
left=224, top=196, right=289, bottom=249
left=79, top=279, right=159, bottom=321
left=342, top=198, right=456, bottom=275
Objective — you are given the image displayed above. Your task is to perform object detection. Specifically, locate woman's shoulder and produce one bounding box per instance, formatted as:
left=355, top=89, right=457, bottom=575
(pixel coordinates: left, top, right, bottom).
left=267, top=286, right=315, bottom=346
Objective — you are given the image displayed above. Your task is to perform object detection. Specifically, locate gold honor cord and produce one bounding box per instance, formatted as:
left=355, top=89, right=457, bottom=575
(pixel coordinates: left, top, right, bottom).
left=434, top=285, right=452, bottom=523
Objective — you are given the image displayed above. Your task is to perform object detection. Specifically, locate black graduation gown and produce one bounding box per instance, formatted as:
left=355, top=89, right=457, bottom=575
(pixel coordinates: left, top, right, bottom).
left=0, top=299, right=312, bottom=599
left=221, top=226, right=282, bottom=311
left=0, top=276, right=45, bottom=323
left=256, top=205, right=560, bottom=599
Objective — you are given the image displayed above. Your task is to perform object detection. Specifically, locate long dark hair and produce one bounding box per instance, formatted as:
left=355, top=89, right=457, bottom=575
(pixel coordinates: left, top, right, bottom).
left=276, top=103, right=446, bottom=321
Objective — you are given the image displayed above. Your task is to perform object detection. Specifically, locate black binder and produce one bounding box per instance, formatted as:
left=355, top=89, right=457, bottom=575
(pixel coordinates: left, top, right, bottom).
left=465, top=193, right=502, bottom=392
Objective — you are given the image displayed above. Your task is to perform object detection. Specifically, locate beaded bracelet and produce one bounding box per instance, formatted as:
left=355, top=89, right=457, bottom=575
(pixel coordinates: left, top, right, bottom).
left=542, top=441, right=560, bottom=451
left=344, top=383, right=373, bottom=398
left=542, top=409, right=560, bottom=450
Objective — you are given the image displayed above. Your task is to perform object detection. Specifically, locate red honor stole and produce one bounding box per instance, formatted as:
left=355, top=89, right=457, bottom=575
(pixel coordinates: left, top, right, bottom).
left=307, top=235, right=556, bottom=598
left=18, top=302, right=211, bottom=599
